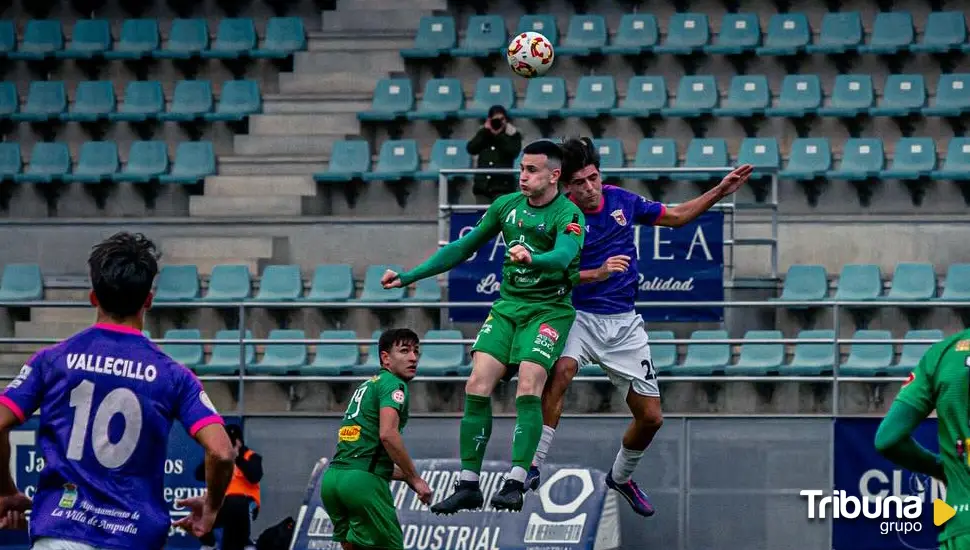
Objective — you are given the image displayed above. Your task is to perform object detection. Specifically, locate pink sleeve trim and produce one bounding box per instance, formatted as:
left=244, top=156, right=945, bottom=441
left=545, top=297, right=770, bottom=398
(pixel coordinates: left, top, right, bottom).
left=0, top=396, right=25, bottom=423
left=189, top=415, right=224, bottom=436
left=657, top=203, right=667, bottom=223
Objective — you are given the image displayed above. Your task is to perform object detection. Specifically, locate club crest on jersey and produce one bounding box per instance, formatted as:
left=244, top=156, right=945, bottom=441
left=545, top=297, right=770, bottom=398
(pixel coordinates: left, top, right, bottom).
left=392, top=389, right=405, bottom=404
left=611, top=209, right=628, bottom=226
left=902, top=372, right=916, bottom=387
left=58, top=483, right=78, bottom=509
left=538, top=323, right=559, bottom=342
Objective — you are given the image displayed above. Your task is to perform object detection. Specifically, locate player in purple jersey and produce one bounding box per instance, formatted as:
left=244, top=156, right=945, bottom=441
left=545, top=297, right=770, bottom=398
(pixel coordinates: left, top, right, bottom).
left=0, top=232, right=237, bottom=550
left=527, top=138, right=753, bottom=516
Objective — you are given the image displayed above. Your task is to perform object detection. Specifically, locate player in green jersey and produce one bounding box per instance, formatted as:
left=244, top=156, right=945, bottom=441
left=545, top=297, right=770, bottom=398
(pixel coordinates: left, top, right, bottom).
left=320, top=328, right=433, bottom=550
left=875, top=330, right=966, bottom=546
left=381, top=140, right=586, bottom=514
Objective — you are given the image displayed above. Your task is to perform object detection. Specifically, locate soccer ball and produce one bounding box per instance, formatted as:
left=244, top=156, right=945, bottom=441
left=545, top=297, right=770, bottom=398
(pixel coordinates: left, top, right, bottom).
left=507, top=31, right=555, bottom=78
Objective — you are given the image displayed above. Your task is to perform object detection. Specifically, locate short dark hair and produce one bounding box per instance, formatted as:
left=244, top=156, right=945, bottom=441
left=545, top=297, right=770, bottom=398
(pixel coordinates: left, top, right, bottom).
left=378, top=328, right=420, bottom=366
left=487, top=105, right=507, bottom=119
left=560, top=137, right=600, bottom=183
left=88, top=232, right=160, bottom=318
left=521, top=139, right=564, bottom=166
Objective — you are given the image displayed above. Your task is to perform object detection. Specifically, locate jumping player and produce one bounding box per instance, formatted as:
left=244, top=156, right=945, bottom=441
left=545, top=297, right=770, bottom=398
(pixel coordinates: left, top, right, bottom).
left=0, top=232, right=237, bottom=549
left=320, top=328, right=432, bottom=550
left=527, top=138, right=753, bottom=516
left=381, top=139, right=586, bottom=514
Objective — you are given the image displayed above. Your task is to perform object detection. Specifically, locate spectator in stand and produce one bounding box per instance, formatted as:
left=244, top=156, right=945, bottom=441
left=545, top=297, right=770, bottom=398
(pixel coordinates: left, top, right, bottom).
left=467, top=105, right=523, bottom=203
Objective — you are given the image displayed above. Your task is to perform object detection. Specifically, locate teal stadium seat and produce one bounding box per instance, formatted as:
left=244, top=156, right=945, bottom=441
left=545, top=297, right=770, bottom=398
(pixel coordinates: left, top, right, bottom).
left=304, top=264, right=354, bottom=302
left=887, top=262, right=936, bottom=301
left=766, top=74, right=821, bottom=117
left=67, top=141, right=119, bottom=183
left=206, top=79, right=261, bottom=122
left=558, top=14, right=607, bottom=56
left=357, top=330, right=383, bottom=375
left=829, top=138, right=884, bottom=180
left=910, top=11, right=966, bottom=53
left=160, top=80, right=213, bottom=121
left=515, top=15, right=559, bottom=47
left=18, top=142, right=70, bottom=183
left=314, top=140, right=370, bottom=182
left=780, top=138, right=832, bottom=180
left=592, top=139, right=624, bottom=171
left=306, top=330, right=359, bottom=376
left=859, top=12, right=913, bottom=54
left=0, top=21, right=14, bottom=57
left=154, top=264, right=200, bottom=302
left=255, top=265, right=302, bottom=302
left=882, top=138, right=936, bottom=179
left=401, top=16, right=456, bottom=59
left=677, top=330, right=730, bottom=375
left=932, top=138, right=970, bottom=181
left=59, top=19, right=110, bottom=59
left=451, top=15, right=507, bottom=58
left=627, top=139, right=677, bottom=180
left=663, top=75, right=718, bottom=117
left=611, top=76, right=667, bottom=117
left=0, top=264, right=43, bottom=301
left=705, top=13, right=760, bottom=54
left=714, top=75, right=769, bottom=117
left=64, top=81, right=115, bottom=122
left=12, top=81, right=66, bottom=122
left=923, top=74, right=970, bottom=117
left=160, top=329, right=204, bottom=369
left=459, top=77, right=515, bottom=119
left=757, top=13, right=810, bottom=55
left=357, top=264, right=405, bottom=302
left=358, top=78, right=413, bottom=122
left=807, top=11, right=862, bottom=54
left=203, top=18, right=255, bottom=59
left=647, top=331, right=676, bottom=374
left=510, top=77, right=566, bottom=118
left=560, top=76, right=616, bottom=118
left=110, top=80, right=164, bottom=122
left=418, top=330, right=464, bottom=375
left=201, top=264, right=251, bottom=302
left=729, top=330, right=784, bottom=376
left=655, top=13, right=709, bottom=54
left=408, top=277, right=441, bottom=302
left=0, top=143, right=21, bottom=181
left=105, top=19, right=159, bottom=60
left=940, top=264, right=970, bottom=301
left=602, top=14, right=658, bottom=55
left=834, top=264, right=882, bottom=302
left=250, top=329, right=307, bottom=375
left=416, top=139, right=471, bottom=181
left=159, top=141, right=215, bottom=184
left=870, top=75, right=926, bottom=117
left=114, top=140, right=168, bottom=183
left=408, top=78, right=463, bottom=120
left=10, top=19, right=63, bottom=60
left=155, top=18, right=208, bottom=59
left=362, top=140, right=419, bottom=181
left=204, top=329, right=255, bottom=375
left=736, top=138, right=781, bottom=176
left=818, top=75, right=874, bottom=117
left=252, top=17, right=306, bottom=59
left=0, top=82, right=16, bottom=118
left=889, top=329, right=944, bottom=374
left=681, top=138, right=728, bottom=181
left=787, top=330, right=836, bottom=375
left=778, top=264, right=828, bottom=302
left=840, top=330, right=893, bottom=376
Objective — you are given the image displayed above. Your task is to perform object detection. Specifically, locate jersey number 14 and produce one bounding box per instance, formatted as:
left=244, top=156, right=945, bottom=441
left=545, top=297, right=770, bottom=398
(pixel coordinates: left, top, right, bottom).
left=67, top=380, right=143, bottom=469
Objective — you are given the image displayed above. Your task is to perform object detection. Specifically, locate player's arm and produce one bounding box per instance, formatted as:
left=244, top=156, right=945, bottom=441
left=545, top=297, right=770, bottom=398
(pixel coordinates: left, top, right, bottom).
left=193, top=425, right=236, bottom=511
left=379, top=407, right=419, bottom=483
left=0, top=357, right=44, bottom=509
left=653, top=164, right=753, bottom=228
left=526, top=212, right=586, bottom=271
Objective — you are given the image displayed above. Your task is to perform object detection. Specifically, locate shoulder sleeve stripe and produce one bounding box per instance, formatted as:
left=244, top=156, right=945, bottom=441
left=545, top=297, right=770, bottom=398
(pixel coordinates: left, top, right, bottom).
left=189, top=415, right=225, bottom=437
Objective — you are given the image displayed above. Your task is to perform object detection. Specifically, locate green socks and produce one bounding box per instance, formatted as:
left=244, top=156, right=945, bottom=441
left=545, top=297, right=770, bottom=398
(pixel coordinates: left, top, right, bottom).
left=511, top=395, right=543, bottom=470
left=460, top=394, right=493, bottom=476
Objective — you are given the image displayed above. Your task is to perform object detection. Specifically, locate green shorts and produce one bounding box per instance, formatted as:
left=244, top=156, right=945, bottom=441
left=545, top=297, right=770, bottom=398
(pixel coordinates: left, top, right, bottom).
left=941, top=534, right=970, bottom=550
left=471, top=298, right=576, bottom=371
left=320, top=467, right=402, bottom=550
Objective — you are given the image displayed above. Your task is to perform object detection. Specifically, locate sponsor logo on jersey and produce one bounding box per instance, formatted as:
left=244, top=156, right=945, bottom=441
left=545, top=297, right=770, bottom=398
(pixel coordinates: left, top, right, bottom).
left=565, top=222, right=582, bottom=235
left=338, top=425, right=362, bottom=442
left=199, top=391, right=218, bottom=414
left=610, top=209, right=627, bottom=226
left=957, top=339, right=970, bottom=352
left=392, top=389, right=405, bottom=404
left=58, top=483, right=78, bottom=509
left=539, top=323, right=559, bottom=342
left=902, top=371, right=916, bottom=387
left=6, top=364, right=31, bottom=390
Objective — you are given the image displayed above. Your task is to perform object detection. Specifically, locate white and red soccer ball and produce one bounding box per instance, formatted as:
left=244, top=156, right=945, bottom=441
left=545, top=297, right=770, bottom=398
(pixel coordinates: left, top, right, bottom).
left=507, top=31, right=555, bottom=78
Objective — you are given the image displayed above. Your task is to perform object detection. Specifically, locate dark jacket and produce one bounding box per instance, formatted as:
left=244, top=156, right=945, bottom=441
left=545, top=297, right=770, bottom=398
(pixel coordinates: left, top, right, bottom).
left=195, top=445, right=264, bottom=485
left=466, top=123, right=523, bottom=199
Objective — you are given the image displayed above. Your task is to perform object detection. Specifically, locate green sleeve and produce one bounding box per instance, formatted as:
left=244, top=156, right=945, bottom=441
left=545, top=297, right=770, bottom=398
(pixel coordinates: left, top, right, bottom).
left=874, top=400, right=944, bottom=479
left=895, top=342, right=938, bottom=416
left=530, top=208, right=585, bottom=271
left=378, top=378, right=408, bottom=413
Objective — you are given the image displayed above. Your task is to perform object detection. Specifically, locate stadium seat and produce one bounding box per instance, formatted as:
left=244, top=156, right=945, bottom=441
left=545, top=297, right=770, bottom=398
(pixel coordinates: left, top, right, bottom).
left=729, top=330, right=784, bottom=375
left=780, top=138, right=832, bottom=180
left=889, top=329, right=944, bottom=374
left=254, top=264, right=302, bottom=302
left=592, top=138, right=624, bottom=171
left=205, top=79, right=261, bottom=122
left=787, top=330, right=836, bottom=375
left=559, top=76, right=616, bottom=118
left=923, top=74, right=970, bottom=117
left=0, top=82, right=16, bottom=118
left=67, top=141, right=119, bottom=183
left=250, top=329, right=307, bottom=374
left=647, top=331, right=677, bottom=373
left=357, top=264, right=405, bottom=302
left=705, top=12, right=760, bottom=54
left=110, top=80, right=164, bottom=122
left=859, top=12, right=914, bottom=54
left=451, top=15, right=506, bottom=58
left=602, top=13, right=658, bottom=55
left=882, top=138, right=936, bottom=179
left=515, top=14, right=558, bottom=46
left=818, top=75, right=874, bottom=117
left=681, top=138, right=728, bottom=181
left=834, top=264, right=882, bottom=301
left=408, top=277, right=441, bottom=302
left=63, top=81, right=115, bottom=122
left=158, top=141, right=215, bottom=184
left=627, top=139, right=677, bottom=180
left=154, top=264, right=200, bottom=302
left=418, top=330, right=464, bottom=375
left=362, top=140, right=419, bottom=181
left=766, top=74, right=821, bottom=117
left=58, top=19, right=111, bottom=59
left=304, top=264, right=354, bottom=301
left=0, top=264, right=43, bottom=301
left=655, top=13, right=709, bottom=54
left=203, top=18, right=256, bottom=59
left=611, top=76, right=667, bottom=117
left=12, top=81, right=66, bottom=122
left=252, top=17, right=306, bottom=59
left=806, top=11, right=862, bottom=54
left=757, top=13, right=810, bottom=55
left=677, top=330, right=730, bottom=375
left=736, top=138, right=781, bottom=176
left=105, top=18, right=159, bottom=60
left=778, top=264, right=828, bottom=302
left=509, top=77, right=566, bottom=118
left=114, top=140, right=168, bottom=182
left=155, top=18, right=208, bottom=59
left=402, top=15, right=456, bottom=59
left=306, top=330, right=359, bottom=376
left=204, top=329, right=255, bottom=375
left=459, top=77, right=514, bottom=119
left=358, top=78, right=413, bottom=122
left=416, top=139, right=471, bottom=181
left=160, top=329, right=204, bottom=369
left=0, top=21, right=14, bottom=57
left=200, top=264, right=251, bottom=301
left=18, top=142, right=70, bottom=183
left=558, top=14, right=607, bottom=56
left=829, top=138, right=885, bottom=180
left=664, top=75, right=717, bottom=117
left=408, top=78, right=463, bottom=120
left=357, top=330, right=383, bottom=375
left=910, top=11, right=966, bottom=53
left=887, top=262, right=936, bottom=301
left=0, top=143, right=22, bottom=181
left=10, top=19, right=63, bottom=60
left=314, top=140, right=370, bottom=182
left=870, top=75, right=926, bottom=117
left=939, top=264, right=970, bottom=301
left=840, top=330, right=893, bottom=376
left=160, top=80, right=213, bottom=121
left=714, top=75, right=769, bottom=117
left=931, top=138, right=970, bottom=180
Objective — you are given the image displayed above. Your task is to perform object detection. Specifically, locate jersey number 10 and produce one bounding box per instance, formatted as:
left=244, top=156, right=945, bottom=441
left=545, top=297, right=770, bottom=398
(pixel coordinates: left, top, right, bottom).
left=67, top=380, right=143, bottom=469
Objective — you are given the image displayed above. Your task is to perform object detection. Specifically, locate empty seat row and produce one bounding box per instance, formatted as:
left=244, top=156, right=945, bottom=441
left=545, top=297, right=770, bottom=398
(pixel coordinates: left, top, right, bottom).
left=2, top=79, right=261, bottom=123
left=405, top=11, right=969, bottom=60
left=779, top=263, right=970, bottom=303
left=0, top=141, right=215, bottom=184
left=0, top=17, right=306, bottom=60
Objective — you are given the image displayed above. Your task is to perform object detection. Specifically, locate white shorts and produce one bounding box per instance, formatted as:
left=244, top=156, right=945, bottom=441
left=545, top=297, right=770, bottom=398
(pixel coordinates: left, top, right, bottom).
left=561, top=310, right=660, bottom=397
left=32, top=539, right=102, bottom=550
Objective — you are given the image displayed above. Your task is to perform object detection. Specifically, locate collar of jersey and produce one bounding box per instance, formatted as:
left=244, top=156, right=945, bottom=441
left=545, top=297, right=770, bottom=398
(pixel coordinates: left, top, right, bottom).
left=92, top=322, right=144, bottom=336
left=525, top=192, right=561, bottom=210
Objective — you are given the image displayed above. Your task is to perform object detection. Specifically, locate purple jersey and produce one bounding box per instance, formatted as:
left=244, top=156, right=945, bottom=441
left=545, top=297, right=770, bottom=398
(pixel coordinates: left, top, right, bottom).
left=0, top=323, right=223, bottom=550
left=569, top=185, right=666, bottom=315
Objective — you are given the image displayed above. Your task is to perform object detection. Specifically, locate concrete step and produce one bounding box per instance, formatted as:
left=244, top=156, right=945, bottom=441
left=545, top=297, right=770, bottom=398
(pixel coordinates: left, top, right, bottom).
left=44, top=288, right=89, bottom=300
left=163, top=237, right=275, bottom=260
left=16, top=321, right=91, bottom=339
left=263, top=96, right=370, bottom=114
left=249, top=113, right=360, bottom=136
left=321, top=9, right=425, bottom=32
left=294, top=50, right=405, bottom=75
left=189, top=196, right=309, bottom=217
left=307, top=33, right=413, bottom=52
left=205, top=175, right=317, bottom=197
left=278, top=72, right=381, bottom=95
left=0, top=352, right=35, bottom=368
left=30, top=306, right=96, bottom=324
left=217, top=156, right=329, bottom=176
left=233, top=134, right=342, bottom=156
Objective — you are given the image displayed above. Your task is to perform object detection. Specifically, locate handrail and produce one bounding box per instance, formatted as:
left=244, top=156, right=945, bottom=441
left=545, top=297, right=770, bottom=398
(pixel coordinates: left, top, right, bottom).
left=2, top=299, right=963, bottom=308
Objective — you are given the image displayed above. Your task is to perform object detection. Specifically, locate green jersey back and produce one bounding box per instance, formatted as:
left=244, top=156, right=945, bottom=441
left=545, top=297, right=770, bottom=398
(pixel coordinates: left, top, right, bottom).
left=478, top=192, right=586, bottom=303
left=329, top=369, right=410, bottom=480
left=896, top=329, right=970, bottom=542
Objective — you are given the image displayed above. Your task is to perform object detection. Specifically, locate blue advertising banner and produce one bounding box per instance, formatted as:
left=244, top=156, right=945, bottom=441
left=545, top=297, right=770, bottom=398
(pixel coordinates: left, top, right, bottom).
left=832, top=418, right=941, bottom=550
left=446, top=211, right=724, bottom=323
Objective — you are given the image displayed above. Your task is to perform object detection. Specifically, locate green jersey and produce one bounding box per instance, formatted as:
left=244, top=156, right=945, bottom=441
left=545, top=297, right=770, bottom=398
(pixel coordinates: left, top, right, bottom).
left=329, top=369, right=410, bottom=480
left=896, top=329, right=970, bottom=542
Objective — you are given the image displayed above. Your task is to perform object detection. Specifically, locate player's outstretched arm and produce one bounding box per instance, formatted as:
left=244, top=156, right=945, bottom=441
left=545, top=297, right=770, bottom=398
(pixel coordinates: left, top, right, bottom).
left=654, top=164, right=754, bottom=228
left=174, top=424, right=236, bottom=537
left=0, top=406, right=31, bottom=527
left=874, top=400, right=944, bottom=480
left=380, top=407, right=432, bottom=504
left=513, top=212, right=586, bottom=271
